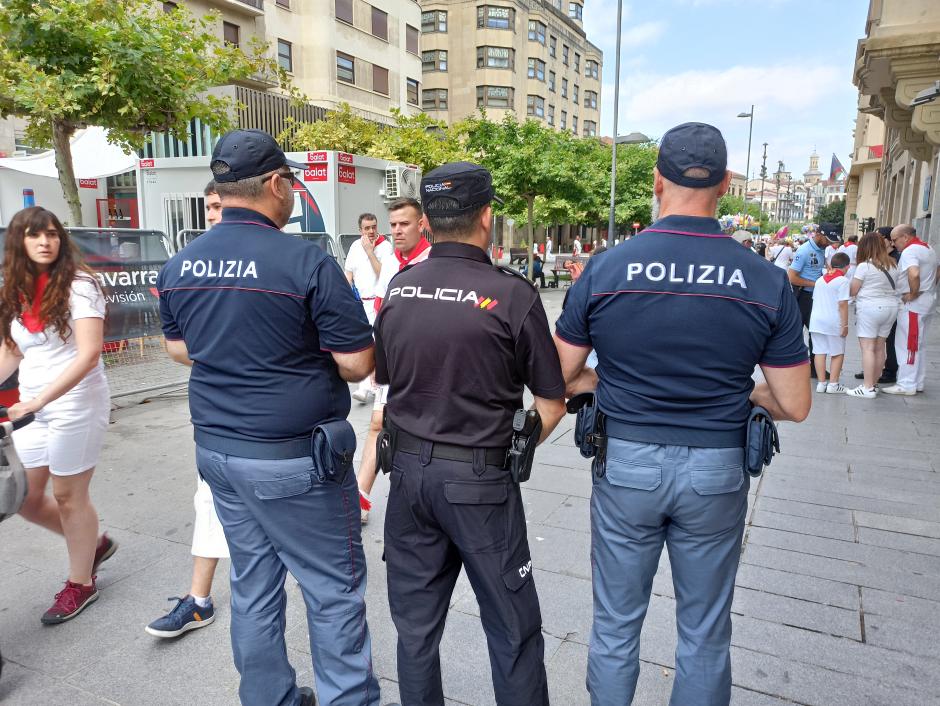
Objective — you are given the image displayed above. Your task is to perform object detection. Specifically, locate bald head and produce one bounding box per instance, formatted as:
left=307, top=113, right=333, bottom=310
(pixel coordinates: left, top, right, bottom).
left=653, top=167, right=732, bottom=219
left=890, top=224, right=917, bottom=251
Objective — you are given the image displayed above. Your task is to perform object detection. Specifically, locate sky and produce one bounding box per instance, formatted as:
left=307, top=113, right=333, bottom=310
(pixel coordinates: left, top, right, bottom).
left=582, top=0, right=867, bottom=182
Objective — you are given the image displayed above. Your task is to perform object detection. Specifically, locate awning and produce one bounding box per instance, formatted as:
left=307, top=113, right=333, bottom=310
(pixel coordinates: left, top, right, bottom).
left=0, top=127, right=136, bottom=179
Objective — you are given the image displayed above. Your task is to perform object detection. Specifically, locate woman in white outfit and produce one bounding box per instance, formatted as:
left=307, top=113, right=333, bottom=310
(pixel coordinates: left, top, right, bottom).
left=0, top=207, right=113, bottom=624
left=846, top=232, right=899, bottom=399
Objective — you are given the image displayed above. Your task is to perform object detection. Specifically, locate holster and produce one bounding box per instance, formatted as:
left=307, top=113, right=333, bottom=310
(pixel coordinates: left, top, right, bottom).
left=745, top=405, right=780, bottom=478
left=568, top=393, right=608, bottom=478
left=507, top=409, right=541, bottom=484
left=311, top=419, right=356, bottom=482
left=376, top=408, right=397, bottom=475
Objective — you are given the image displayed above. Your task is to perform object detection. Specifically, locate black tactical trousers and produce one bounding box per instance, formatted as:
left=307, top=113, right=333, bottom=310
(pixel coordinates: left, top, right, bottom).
left=795, top=287, right=815, bottom=358
left=384, top=443, right=549, bottom=706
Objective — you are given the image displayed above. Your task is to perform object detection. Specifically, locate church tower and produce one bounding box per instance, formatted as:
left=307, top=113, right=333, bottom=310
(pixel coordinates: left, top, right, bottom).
left=804, top=151, right=822, bottom=186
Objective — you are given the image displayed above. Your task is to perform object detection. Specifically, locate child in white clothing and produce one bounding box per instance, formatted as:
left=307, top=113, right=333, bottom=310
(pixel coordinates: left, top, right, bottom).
left=809, top=251, right=851, bottom=393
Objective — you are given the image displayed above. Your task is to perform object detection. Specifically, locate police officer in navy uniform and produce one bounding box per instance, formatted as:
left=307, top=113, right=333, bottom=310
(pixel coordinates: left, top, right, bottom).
left=554, top=123, right=812, bottom=706
left=157, top=129, right=380, bottom=706
left=375, top=162, right=567, bottom=706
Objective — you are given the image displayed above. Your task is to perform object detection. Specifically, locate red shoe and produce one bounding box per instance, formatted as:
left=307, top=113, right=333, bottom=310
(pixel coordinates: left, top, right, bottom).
left=92, top=533, right=117, bottom=575
left=41, top=579, right=99, bottom=625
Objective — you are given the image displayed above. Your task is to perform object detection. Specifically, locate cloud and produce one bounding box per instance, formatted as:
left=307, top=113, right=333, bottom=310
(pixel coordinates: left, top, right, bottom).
left=621, top=21, right=667, bottom=47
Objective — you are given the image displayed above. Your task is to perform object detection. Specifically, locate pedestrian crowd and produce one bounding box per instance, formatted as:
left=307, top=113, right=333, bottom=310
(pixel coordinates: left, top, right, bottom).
left=0, top=120, right=933, bottom=706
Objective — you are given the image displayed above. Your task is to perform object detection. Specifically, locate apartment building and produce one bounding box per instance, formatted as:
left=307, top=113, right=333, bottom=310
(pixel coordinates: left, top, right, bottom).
left=845, top=111, right=885, bottom=235
left=418, top=0, right=603, bottom=136
left=167, top=0, right=423, bottom=126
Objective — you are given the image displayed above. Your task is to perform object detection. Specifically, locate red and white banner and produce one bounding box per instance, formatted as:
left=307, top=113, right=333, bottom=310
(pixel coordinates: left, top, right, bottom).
left=307, top=151, right=328, bottom=163
left=338, top=152, right=354, bottom=165
left=338, top=165, right=356, bottom=184
left=78, top=178, right=99, bottom=189
left=139, top=159, right=155, bottom=168
left=304, top=165, right=328, bottom=182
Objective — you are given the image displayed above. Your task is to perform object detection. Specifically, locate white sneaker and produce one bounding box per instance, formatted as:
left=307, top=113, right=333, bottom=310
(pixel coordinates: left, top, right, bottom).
left=881, top=385, right=917, bottom=396
left=351, top=389, right=370, bottom=404
left=360, top=508, right=369, bottom=525
left=815, top=382, right=828, bottom=393
left=846, top=386, right=876, bottom=399
left=826, top=382, right=845, bottom=394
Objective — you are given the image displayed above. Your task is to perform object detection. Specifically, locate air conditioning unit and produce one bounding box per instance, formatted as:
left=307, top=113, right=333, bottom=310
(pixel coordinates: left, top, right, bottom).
left=384, top=166, right=420, bottom=200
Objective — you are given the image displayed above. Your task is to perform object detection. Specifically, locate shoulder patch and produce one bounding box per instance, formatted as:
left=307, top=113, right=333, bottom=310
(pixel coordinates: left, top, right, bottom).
left=495, top=264, right=538, bottom=289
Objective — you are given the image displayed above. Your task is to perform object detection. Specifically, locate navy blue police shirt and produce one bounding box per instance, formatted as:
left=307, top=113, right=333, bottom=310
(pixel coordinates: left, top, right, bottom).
left=157, top=207, right=373, bottom=459
left=556, top=215, right=807, bottom=448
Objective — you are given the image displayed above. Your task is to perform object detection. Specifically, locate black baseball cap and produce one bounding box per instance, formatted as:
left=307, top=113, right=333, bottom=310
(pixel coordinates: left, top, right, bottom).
left=210, top=129, right=306, bottom=183
left=420, top=161, right=504, bottom=215
left=656, top=122, right=728, bottom=188
left=819, top=222, right=843, bottom=242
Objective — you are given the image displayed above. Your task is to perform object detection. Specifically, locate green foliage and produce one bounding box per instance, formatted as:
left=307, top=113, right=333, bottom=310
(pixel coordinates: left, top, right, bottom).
left=0, top=0, right=293, bottom=224
left=816, top=198, right=846, bottom=225
left=282, top=103, right=381, bottom=155
left=717, top=195, right=762, bottom=220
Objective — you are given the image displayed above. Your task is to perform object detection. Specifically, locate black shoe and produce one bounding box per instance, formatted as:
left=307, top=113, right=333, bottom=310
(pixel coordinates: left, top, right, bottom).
left=855, top=372, right=864, bottom=380
left=810, top=367, right=817, bottom=379
left=878, top=373, right=897, bottom=384
left=299, top=686, right=317, bottom=706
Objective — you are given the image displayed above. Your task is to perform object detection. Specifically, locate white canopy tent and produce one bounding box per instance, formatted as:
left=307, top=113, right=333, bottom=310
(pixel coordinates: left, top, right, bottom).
left=0, top=126, right=136, bottom=179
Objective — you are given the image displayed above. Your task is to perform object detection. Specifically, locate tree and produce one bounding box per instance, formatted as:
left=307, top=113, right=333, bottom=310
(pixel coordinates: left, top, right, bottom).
left=0, top=0, right=291, bottom=225
left=816, top=198, right=846, bottom=226
left=717, top=195, right=762, bottom=221
left=464, top=114, right=590, bottom=280
left=282, top=102, right=381, bottom=155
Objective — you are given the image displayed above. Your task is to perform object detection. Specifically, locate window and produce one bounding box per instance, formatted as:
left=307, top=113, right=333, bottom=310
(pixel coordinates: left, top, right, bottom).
left=406, top=25, right=419, bottom=55
left=573, top=84, right=579, bottom=104
left=574, top=53, right=580, bottom=73
left=422, top=88, right=448, bottom=110
left=277, top=40, right=293, bottom=72
left=477, top=85, right=514, bottom=108
left=477, top=5, right=514, bottom=30
left=407, top=78, right=419, bottom=105
left=276, top=0, right=290, bottom=7
left=336, top=51, right=355, bottom=84
left=373, top=65, right=389, bottom=95
left=526, top=95, right=545, bottom=118
left=583, top=120, right=597, bottom=137
left=335, top=0, right=353, bottom=25
left=476, top=46, right=514, bottom=69
left=562, top=44, right=569, bottom=66
left=549, top=35, right=556, bottom=57
left=572, top=115, right=578, bottom=133
left=527, top=20, right=546, bottom=44
left=585, top=59, right=599, bottom=79
left=527, top=58, right=545, bottom=81
left=162, top=1, right=177, bottom=12
left=561, top=78, right=568, bottom=98
left=223, top=21, right=240, bottom=48
left=371, top=7, right=388, bottom=40
left=422, top=50, right=447, bottom=72
left=422, top=10, right=447, bottom=33
left=547, top=104, right=555, bottom=126
left=584, top=90, right=597, bottom=109
left=548, top=71, right=555, bottom=92
left=569, top=2, right=583, bottom=20
left=560, top=110, right=567, bottom=129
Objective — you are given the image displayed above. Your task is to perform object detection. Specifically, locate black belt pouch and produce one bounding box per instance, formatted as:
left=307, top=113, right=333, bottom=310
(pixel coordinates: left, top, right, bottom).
left=311, top=420, right=357, bottom=482
left=745, top=406, right=780, bottom=478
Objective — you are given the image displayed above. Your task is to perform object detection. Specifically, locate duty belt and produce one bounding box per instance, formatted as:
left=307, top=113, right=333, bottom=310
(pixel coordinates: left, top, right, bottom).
left=394, top=428, right=508, bottom=466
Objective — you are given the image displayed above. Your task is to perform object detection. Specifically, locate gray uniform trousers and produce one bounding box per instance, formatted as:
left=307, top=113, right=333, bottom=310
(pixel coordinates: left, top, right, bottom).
left=588, top=438, right=749, bottom=706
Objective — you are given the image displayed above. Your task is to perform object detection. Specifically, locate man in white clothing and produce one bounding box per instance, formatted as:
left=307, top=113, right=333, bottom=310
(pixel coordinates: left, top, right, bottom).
left=883, top=224, right=938, bottom=395
left=839, top=234, right=858, bottom=281
left=345, top=213, right=393, bottom=403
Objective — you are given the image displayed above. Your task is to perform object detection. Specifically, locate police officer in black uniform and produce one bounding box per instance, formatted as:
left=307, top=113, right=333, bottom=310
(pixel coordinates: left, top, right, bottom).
left=374, top=162, right=567, bottom=706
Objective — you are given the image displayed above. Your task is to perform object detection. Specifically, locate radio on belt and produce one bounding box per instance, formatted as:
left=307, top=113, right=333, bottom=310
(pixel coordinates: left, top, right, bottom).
left=507, top=409, right=541, bottom=484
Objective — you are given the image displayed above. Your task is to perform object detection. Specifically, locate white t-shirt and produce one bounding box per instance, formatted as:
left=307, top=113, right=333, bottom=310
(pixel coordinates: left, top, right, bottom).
left=897, top=242, right=938, bottom=314
left=809, top=274, right=850, bottom=335
left=11, top=275, right=108, bottom=398
left=344, top=237, right=393, bottom=299
left=839, top=243, right=858, bottom=265
left=546, top=239, right=553, bottom=258
left=375, top=245, right=432, bottom=299
left=852, top=261, right=898, bottom=306
left=768, top=244, right=794, bottom=270
left=825, top=244, right=838, bottom=266
left=572, top=239, right=582, bottom=256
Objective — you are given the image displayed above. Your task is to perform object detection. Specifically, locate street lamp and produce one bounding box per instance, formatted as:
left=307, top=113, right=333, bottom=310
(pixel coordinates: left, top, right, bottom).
left=737, top=106, right=754, bottom=210
left=607, top=0, right=625, bottom=244
left=608, top=132, right=650, bottom=241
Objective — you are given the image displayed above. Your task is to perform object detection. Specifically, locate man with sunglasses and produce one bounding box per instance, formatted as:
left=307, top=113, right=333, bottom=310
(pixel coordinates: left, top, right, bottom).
left=156, top=130, right=380, bottom=706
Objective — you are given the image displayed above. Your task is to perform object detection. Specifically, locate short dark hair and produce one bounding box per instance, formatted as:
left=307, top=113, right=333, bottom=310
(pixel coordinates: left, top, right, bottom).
left=846, top=234, right=858, bottom=243
left=358, top=212, right=377, bottom=227
left=876, top=226, right=893, bottom=240
left=426, top=201, right=486, bottom=242
left=388, top=198, right=422, bottom=217
left=830, top=252, right=850, bottom=269
left=204, top=179, right=217, bottom=197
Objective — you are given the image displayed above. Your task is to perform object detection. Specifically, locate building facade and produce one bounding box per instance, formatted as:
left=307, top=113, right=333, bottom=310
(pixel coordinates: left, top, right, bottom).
left=845, top=111, right=885, bottom=236
left=418, top=0, right=603, bottom=135
left=853, top=0, right=940, bottom=244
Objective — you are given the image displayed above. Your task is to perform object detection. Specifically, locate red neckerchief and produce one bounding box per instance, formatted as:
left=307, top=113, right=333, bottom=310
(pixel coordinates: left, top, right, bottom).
left=822, top=271, right=845, bottom=284
left=21, top=272, right=49, bottom=333
left=374, top=235, right=386, bottom=248
left=908, top=237, right=930, bottom=249
left=394, top=237, right=431, bottom=269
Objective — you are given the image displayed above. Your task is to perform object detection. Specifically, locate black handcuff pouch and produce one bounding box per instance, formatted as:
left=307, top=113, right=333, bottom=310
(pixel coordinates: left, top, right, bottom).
left=376, top=409, right=397, bottom=475
left=311, top=419, right=357, bottom=482
left=745, top=405, right=780, bottom=478
left=568, top=393, right=608, bottom=478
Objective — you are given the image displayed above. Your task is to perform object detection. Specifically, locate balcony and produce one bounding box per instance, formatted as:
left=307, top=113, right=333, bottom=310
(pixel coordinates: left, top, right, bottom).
left=207, top=0, right=264, bottom=15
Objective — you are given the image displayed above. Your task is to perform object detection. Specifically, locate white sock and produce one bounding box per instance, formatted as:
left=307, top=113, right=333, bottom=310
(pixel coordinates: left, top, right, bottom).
left=192, top=594, right=210, bottom=607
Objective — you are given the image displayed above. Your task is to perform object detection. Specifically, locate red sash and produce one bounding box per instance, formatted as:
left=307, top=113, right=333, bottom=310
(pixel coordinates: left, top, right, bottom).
left=907, top=311, right=920, bottom=365
left=21, top=272, right=49, bottom=333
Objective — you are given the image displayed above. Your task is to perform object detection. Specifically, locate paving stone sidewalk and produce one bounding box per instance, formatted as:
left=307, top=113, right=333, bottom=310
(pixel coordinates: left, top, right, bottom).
left=0, top=288, right=937, bottom=705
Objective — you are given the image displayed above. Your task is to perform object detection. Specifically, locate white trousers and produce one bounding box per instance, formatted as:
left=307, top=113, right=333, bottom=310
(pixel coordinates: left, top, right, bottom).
left=895, top=306, right=933, bottom=391
left=357, top=300, right=378, bottom=394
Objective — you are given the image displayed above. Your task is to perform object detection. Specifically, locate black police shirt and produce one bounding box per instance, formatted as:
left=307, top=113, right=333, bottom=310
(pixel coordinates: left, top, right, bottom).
left=157, top=207, right=373, bottom=459
left=374, top=241, right=565, bottom=448
left=556, top=215, right=807, bottom=448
